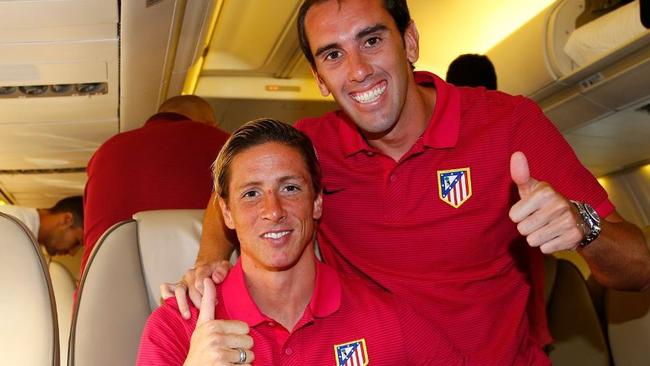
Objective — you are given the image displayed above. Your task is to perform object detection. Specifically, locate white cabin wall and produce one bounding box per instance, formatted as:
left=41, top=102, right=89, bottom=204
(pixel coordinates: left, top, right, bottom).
left=599, top=164, right=650, bottom=229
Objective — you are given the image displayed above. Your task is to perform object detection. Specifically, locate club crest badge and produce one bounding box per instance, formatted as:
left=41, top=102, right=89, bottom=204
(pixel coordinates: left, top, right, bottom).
left=334, top=338, right=368, bottom=366
left=437, top=167, right=472, bottom=208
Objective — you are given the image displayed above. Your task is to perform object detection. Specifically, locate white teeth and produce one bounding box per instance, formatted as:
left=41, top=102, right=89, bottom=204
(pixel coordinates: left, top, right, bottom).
left=263, top=231, right=290, bottom=239
left=351, top=83, right=386, bottom=104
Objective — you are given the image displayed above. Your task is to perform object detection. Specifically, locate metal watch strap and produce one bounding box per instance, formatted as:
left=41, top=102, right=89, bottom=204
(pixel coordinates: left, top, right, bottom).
left=570, top=200, right=601, bottom=247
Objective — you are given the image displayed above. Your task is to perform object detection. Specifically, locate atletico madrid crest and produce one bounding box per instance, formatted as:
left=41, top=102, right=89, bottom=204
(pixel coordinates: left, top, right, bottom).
left=437, top=167, right=472, bottom=208
left=334, top=338, right=368, bottom=366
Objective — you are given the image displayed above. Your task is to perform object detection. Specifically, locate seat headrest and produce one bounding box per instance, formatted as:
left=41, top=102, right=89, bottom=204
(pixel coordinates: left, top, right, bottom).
left=134, top=209, right=204, bottom=309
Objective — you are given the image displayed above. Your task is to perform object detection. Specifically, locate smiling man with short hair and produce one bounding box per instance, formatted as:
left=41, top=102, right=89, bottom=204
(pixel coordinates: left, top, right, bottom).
left=138, top=119, right=465, bottom=365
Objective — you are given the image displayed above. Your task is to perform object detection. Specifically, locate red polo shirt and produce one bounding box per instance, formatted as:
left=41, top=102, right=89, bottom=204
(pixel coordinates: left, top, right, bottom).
left=82, top=113, right=229, bottom=277
left=137, top=259, right=466, bottom=365
left=295, top=72, right=613, bottom=365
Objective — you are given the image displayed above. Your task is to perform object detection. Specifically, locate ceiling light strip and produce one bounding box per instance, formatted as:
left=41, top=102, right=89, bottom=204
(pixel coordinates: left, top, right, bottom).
left=0, top=168, right=86, bottom=175
left=182, top=0, right=225, bottom=95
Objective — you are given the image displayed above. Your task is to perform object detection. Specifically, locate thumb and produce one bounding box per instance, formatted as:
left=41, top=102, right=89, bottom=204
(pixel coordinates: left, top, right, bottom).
left=510, top=151, right=537, bottom=198
left=197, top=278, right=216, bottom=325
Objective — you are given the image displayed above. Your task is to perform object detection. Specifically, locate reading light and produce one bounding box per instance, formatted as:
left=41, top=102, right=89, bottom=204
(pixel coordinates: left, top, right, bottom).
left=51, top=84, right=73, bottom=94
left=19, top=85, right=48, bottom=95
left=0, top=86, right=17, bottom=95
left=76, top=82, right=104, bottom=94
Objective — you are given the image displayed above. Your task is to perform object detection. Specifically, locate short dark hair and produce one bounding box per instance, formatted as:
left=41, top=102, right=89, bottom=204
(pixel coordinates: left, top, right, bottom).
left=446, top=54, right=497, bottom=90
left=213, top=119, right=321, bottom=200
left=297, top=0, right=412, bottom=68
left=50, top=195, right=84, bottom=228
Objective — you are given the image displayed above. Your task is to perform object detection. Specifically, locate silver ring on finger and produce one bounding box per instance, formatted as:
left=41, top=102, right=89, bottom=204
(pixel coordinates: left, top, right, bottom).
left=235, top=347, right=247, bottom=364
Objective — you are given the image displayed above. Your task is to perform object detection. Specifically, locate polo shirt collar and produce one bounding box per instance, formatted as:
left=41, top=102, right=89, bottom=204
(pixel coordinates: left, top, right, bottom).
left=416, top=72, right=461, bottom=149
left=144, top=112, right=190, bottom=125
left=221, top=258, right=341, bottom=327
left=339, top=71, right=461, bottom=156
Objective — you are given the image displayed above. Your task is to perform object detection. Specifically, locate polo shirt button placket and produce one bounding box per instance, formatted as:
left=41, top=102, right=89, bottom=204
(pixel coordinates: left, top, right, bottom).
left=284, top=347, right=293, bottom=355
left=385, top=167, right=402, bottom=221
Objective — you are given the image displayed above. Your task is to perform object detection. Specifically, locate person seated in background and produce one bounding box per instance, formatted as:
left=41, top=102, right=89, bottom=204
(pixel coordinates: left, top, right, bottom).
left=445, top=53, right=497, bottom=90
left=0, top=195, right=84, bottom=261
left=81, top=95, right=230, bottom=278
left=136, top=119, right=466, bottom=365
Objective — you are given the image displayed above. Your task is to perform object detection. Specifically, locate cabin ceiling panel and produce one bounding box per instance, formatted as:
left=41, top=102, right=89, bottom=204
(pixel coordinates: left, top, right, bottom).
left=119, top=0, right=215, bottom=132
left=204, top=0, right=303, bottom=75
left=0, top=0, right=117, bottom=30
left=0, top=95, right=118, bottom=125
left=0, top=120, right=115, bottom=170
left=565, top=100, right=650, bottom=176
left=206, top=97, right=338, bottom=133
left=0, top=172, right=86, bottom=207
left=0, top=0, right=117, bottom=207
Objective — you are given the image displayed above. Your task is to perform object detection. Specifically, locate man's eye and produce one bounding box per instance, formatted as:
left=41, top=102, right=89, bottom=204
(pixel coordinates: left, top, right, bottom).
left=364, top=36, right=381, bottom=47
left=284, top=185, right=301, bottom=192
left=242, top=191, right=258, bottom=198
left=325, top=51, right=342, bottom=61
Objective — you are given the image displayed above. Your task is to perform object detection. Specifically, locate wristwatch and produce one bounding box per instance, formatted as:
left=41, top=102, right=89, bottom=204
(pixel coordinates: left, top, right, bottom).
left=570, top=200, right=601, bottom=247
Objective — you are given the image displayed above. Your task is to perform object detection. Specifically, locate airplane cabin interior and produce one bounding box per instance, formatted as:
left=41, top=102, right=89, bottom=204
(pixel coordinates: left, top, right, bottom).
left=0, top=0, right=649, bottom=365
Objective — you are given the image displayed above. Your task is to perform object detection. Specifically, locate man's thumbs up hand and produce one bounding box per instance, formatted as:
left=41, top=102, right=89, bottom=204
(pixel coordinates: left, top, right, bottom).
left=509, top=151, right=585, bottom=253
left=185, top=279, right=254, bottom=365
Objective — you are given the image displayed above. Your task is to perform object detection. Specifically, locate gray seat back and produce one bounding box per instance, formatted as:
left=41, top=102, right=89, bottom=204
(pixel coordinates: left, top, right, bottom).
left=546, top=258, right=610, bottom=366
left=0, top=212, right=59, bottom=366
left=68, top=209, right=203, bottom=365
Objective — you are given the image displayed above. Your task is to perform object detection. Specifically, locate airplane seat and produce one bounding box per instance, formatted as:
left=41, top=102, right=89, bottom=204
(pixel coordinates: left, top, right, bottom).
left=0, top=212, right=59, bottom=366
left=49, top=260, right=75, bottom=366
left=545, top=258, right=610, bottom=366
left=68, top=209, right=204, bottom=366
left=605, top=226, right=650, bottom=366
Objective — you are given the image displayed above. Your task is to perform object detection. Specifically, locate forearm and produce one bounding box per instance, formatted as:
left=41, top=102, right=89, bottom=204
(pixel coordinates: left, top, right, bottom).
left=197, top=192, right=237, bottom=264
left=579, top=213, right=650, bottom=291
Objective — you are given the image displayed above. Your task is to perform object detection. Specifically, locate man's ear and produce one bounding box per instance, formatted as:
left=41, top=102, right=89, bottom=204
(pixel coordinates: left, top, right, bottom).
left=403, top=20, right=420, bottom=65
left=217, top=197, right=236, bottom=230
left=59, top=212, right=74, bottom=228
left=311, top=67, right=331, bottom=97
left=313, top=192, right=323, bottom=220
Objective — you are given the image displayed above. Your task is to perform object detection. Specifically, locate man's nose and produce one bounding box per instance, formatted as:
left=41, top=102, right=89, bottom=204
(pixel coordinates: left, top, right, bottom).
left=347, top=51, right=372, bottom=82
left=262, top=193, right=287, bottom=222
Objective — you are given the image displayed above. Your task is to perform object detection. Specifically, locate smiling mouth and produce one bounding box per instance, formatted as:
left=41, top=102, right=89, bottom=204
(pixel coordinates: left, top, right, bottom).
left=350, top=81, right=386, bottom=104
left=262, top=230, right=291, bottom=239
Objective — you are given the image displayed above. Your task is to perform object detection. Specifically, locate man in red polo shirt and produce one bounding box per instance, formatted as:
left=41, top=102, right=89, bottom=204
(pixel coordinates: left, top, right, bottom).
left=165, top=0, right=650, bottom=364
left=138, top=119, right=465, bottom=365
left=81, top=95, right=229, bottom=278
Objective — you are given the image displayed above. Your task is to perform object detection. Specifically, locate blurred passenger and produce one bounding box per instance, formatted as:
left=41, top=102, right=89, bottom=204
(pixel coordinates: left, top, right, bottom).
left=0, top=195, right=84, bottom=261
left=446, top=53, right=497, bottom=90
left=81, top=95, right=229, bottom=278
left=137, top=119, right=466, bottom=365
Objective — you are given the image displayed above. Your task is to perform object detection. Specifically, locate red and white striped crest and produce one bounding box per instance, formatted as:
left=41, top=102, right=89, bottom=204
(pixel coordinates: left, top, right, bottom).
left=334, top=338, right=368, bottom=366
left=437, top=167, right=472, bottom=208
